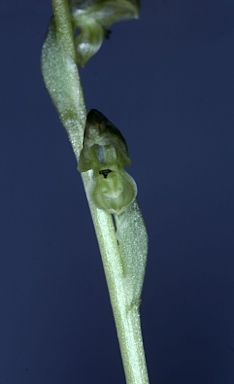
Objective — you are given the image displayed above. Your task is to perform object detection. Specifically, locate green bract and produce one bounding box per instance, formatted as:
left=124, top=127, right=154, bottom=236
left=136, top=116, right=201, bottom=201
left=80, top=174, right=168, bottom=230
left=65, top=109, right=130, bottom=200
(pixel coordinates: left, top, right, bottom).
left=41, top=19, right=86, bottom=159
left=70, top=0, right=140, bottom=66
left=79, top=109, right=137, bottom=213
left=116, top=200, right=148, bottom=306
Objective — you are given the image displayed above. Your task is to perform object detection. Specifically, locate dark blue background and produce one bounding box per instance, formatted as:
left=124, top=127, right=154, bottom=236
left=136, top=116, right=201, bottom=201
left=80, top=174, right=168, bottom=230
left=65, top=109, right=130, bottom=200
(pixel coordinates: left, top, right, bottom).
left=1, top=0, right=234, bottom=383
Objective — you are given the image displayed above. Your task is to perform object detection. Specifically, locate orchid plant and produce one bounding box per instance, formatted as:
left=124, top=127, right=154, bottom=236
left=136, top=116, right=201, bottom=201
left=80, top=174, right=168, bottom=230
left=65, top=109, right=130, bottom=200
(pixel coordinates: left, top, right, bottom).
left=41, top=1, right=149, bottom=383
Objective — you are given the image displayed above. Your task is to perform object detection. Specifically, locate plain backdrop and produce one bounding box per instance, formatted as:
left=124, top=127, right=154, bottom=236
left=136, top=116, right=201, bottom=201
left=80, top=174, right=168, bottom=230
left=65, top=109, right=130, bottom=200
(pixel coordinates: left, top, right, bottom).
left=1, top=1, right=234, bottom=383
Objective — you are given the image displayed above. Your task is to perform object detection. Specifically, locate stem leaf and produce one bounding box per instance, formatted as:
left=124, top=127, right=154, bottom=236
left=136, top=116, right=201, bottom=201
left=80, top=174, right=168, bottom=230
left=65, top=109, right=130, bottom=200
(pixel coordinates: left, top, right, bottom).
left=41, top=18, right=86, bottom=159
left=116, top=199, right=148, bottom=307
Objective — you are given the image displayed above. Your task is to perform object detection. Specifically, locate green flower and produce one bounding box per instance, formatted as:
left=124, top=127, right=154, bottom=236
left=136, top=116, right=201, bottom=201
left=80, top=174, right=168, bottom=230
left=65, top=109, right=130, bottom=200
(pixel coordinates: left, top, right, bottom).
left=79, top=109, right=137, bottom=213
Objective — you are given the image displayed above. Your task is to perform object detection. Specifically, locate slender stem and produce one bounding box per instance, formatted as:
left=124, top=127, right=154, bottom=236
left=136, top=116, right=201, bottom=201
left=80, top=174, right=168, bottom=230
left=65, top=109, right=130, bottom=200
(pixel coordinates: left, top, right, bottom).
left=50, top=1, right=150, bottom=383
left=82, top=173, right=150, bottom=384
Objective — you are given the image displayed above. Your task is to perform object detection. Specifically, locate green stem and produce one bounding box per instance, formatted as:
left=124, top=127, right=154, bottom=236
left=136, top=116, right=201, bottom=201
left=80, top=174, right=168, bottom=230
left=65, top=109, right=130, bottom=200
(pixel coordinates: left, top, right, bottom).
left=49, top=1, right=149, bottom=383
left=82, top=173, right=149, bottom=384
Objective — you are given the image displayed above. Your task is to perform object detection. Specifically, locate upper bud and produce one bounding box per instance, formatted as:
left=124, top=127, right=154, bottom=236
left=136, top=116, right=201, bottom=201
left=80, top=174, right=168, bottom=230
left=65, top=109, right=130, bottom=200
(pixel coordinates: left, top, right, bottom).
left=70, top=0, right=140, bottom=66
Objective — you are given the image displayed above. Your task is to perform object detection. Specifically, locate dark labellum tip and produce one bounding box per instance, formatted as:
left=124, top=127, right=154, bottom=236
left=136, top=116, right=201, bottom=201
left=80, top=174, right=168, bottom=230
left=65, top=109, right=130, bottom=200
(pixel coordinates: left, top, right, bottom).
left=99, top=169, right=112, bottom=179
left=103, top=28, right=112, bottom=39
